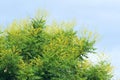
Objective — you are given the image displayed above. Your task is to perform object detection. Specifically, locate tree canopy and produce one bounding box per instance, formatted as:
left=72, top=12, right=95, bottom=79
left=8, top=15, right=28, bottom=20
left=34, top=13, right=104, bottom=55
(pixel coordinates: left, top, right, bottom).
left=0, top=16, right=113, bottom=80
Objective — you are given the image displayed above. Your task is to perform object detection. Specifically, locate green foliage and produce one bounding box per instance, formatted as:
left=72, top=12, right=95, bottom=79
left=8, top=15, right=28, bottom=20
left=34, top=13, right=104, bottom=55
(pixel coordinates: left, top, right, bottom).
left=86, top=61, right=112, bottom=80
left=0, top=17, right=113, bottom=80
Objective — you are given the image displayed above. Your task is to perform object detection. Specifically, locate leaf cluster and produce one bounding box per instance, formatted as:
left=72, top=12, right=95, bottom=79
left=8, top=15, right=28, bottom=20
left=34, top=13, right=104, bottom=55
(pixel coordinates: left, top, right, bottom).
left=0, top=17, right=113, bottom=80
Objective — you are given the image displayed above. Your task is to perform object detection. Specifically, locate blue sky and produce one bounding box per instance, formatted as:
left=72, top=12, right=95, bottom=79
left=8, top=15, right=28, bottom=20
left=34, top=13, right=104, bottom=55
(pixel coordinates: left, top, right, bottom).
left=0, top=0, right=120, bottom=79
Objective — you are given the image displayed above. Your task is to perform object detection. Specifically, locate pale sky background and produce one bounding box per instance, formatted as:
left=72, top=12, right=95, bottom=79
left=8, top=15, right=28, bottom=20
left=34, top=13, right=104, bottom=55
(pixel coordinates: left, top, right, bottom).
left=0, top=0, right=120, bottom=79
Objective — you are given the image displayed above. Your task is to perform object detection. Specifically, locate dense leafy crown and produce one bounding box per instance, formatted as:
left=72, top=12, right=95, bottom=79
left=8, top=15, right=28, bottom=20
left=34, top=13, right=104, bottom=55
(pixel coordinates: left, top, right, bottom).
left=0, top=17, right=112, bottom=80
